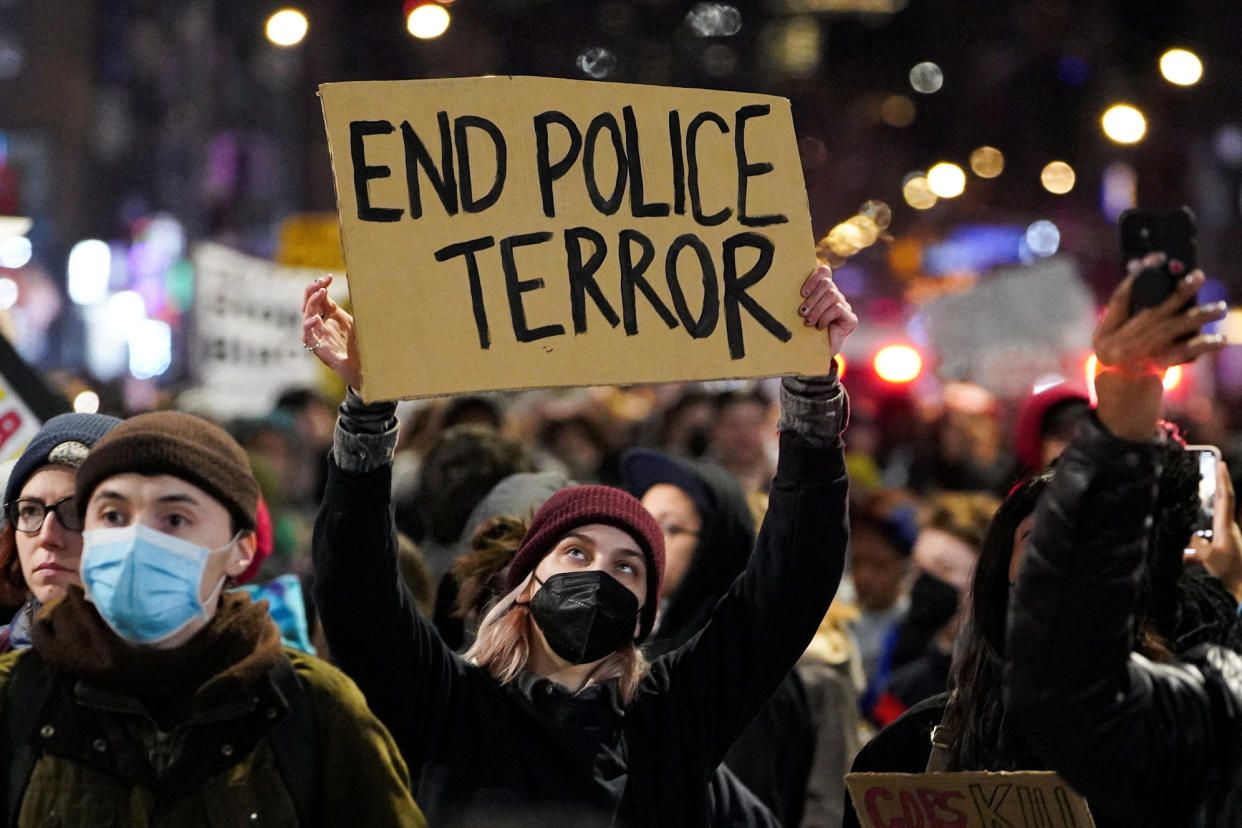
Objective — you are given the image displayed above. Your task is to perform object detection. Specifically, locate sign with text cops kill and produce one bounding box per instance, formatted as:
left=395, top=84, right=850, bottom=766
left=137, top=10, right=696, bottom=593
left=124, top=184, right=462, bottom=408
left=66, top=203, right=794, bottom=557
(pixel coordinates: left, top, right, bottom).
left=320, top=76, right=825, bottom=400
left=191, top=242, right=346, bottom=419
left=846, top=771, right=1096, bottom=828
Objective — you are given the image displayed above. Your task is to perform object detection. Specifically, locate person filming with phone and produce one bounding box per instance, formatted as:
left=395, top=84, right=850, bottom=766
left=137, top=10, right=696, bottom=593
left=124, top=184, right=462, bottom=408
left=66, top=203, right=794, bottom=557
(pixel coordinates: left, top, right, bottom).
left=1004, top=245, right=1239, bottom=826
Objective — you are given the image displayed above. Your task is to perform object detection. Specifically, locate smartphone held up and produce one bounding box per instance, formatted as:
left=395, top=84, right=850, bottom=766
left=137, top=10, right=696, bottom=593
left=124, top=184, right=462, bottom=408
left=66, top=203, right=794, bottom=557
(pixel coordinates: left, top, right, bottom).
left=1119, top=206, right=1198, bottom=316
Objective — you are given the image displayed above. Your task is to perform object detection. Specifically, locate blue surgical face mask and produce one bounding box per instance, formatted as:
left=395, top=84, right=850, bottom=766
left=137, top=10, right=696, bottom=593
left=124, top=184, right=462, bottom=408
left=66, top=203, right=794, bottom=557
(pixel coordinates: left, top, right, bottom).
left=81, top=524, right=238, bottom=645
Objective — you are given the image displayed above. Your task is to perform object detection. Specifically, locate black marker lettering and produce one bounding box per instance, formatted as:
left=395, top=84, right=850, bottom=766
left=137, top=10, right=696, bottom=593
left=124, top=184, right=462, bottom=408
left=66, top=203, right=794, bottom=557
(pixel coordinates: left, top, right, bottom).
left=434, top=236, right=496, bottom=349
left=583, top=113, right=626, bottom=215
left=619, top=229, right=678, bottom=335
left=350, top=121, right=403, bottom=222
left=533, top=111, right=582, bottom=218
left=735, top=105, right=787, bottom=227
left=721, top=232, right=789, bottom=359
left=400, top=113, right=457, bottom=219
left=500, top=232, right=564, bottom=343
left=686, top=112, right=732, bottom=226
left=455, top=115, right=507, bottom=213
left=664, top=234, right=718, bottom=338
left=565, top=227, right=621, bottom=334
left=623, top=106, right=670, bottom=217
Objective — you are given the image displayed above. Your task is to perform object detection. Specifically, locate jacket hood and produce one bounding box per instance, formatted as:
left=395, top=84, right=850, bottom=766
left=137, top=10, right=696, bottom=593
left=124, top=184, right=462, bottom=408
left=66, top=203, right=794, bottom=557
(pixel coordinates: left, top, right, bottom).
left=621, top=450, right=755, bottom=657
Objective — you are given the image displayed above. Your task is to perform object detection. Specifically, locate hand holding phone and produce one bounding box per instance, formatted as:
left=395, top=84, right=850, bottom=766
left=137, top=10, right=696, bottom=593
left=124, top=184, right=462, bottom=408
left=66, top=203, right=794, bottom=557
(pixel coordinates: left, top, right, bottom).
left=1184, top=450, right=1242, bottom=603
left=1119, top=207, right=1198, bottom=315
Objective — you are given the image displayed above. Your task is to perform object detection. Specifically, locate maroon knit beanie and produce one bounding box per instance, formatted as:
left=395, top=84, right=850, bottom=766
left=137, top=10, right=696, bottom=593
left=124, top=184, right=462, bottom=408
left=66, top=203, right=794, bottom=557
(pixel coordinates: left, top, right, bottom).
left=505, top=484, right=665, bottom=641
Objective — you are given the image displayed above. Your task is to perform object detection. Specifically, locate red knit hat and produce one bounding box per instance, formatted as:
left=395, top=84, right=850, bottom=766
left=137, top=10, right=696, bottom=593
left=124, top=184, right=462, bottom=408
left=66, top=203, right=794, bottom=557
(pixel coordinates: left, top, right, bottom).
left=505, top=484, right=665, bottom=641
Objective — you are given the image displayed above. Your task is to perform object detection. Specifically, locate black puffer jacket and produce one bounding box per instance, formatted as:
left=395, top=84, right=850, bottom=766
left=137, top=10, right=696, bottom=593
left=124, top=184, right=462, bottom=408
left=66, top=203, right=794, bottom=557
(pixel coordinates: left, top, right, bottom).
left=1006, top=412, right=1242, bottom=827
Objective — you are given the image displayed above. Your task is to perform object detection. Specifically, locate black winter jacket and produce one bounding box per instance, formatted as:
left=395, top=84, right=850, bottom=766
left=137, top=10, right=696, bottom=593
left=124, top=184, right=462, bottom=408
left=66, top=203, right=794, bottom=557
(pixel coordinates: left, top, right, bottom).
left=313, top=399, right=849, bottom=827
left=1006, top=412, right=1242, bottom=827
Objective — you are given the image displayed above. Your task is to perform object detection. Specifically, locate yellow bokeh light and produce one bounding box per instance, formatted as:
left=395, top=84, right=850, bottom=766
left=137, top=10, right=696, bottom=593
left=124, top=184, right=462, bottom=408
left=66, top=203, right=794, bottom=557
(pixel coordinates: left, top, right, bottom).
left=73, top=391, right=101, bottom=414
left=879, top=95, right=916, bottom=128
left=927, top=162, right=966, bottom=198
left=265, top=8, right=308, bottom=47
left=846, top=215, right=880, bottom=247
left=408, top=4, right=451, bottom=39
left=1101, top=104, right=1147, bottom=144
left=902, top=175, right=937, bottom=210
left=1040, top=161, right=1076, bottom=194
left=1160, top=48, right=1203, bottom=86
left=821, top=222, right=865, bottom=259
left=969, top=146, right=1004, bottom=178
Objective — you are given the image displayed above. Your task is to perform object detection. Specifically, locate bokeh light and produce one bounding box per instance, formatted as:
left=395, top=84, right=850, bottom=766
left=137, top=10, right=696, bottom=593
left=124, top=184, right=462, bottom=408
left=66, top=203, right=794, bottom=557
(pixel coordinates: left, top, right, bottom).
left=874, top=345, right=922, bottom=384
left=1160, top=48, right=1203, bottom=86
left=927, top=162, right=966, bottom=197
left=902, top=173, right=937, bottom=210
left=577, top=47, right=617, bottom=78
left=1101, top=104, right=1147, bottom=144
left=1213, top=125, right=1242, bottom=166
left=1040, top=161, right=1076, bottom=194
left=265, top=9, right=308, bottom=47
left=879, top=95, right=916, bottom=127
left=969, top=146, right=1004, bottom=178
left=1100, top=161, right=1137, bottom=221
left=909, top=62, right=943, bottom=94
left=68, top=239, right=112, bottom=305
left=1025, top=220, right=1060, bottom=257
left=129, top=319, right=172, bottom=379
left=821, top=222, right=866, bottom=259
left=0, top=236, right=31, bottom=269
left=685, top=3, right=742, bottom=37
left=858, top=199, right=892, bottom=231
left=833, top=353, right=846, bottom=379
left=73, top=391, right=100, bottom=414
left=0, top=278, right=16, bottom=310
left=1162, top=364, right=1183, bottom=391
left=407, top=4, right=451, bottom=39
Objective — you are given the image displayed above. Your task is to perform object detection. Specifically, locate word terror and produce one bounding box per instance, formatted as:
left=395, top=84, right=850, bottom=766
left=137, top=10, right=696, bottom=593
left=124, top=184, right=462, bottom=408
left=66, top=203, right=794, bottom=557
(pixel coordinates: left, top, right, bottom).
left=433, top=228, right=791, bottom=359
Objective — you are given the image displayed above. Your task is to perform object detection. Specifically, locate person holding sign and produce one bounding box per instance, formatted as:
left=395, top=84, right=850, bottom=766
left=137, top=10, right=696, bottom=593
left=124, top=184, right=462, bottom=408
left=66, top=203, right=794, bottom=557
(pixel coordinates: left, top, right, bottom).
left=303, top=264, right=856, bottom=827
left=1006, top=255, right=1238, bottom=826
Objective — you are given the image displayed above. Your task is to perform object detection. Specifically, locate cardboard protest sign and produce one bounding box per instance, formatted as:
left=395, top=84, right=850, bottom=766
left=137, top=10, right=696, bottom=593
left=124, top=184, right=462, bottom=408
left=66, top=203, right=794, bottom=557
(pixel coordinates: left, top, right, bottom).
left=846, top=771, right=1096, bottom=828
left=190, top=243, right=347, bottom=419
left=319, top=76, right=825, bottom=400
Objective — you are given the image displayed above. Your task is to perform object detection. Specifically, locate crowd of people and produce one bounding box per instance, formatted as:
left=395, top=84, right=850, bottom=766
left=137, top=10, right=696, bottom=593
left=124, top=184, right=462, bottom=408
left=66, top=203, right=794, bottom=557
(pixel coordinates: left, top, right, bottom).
left=0, top=250, right=1236, bottom=826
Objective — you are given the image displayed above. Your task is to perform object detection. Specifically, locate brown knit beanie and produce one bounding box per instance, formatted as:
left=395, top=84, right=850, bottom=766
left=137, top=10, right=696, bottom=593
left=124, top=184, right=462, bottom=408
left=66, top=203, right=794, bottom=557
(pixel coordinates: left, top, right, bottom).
left=75, top=411, right=259, bottom=531
left=505, top=484, right=665, bottom=641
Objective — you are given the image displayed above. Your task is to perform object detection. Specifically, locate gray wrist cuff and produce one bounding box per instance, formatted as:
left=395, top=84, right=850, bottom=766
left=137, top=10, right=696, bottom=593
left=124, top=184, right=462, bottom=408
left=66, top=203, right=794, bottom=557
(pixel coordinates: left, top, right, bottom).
left=777, top=368, right=848, bottom=447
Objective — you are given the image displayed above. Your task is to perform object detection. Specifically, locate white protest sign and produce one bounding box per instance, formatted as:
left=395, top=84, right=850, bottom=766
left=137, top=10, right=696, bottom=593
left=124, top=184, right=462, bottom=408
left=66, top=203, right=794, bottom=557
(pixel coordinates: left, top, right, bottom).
left=190, top=242, right=345, bottom=419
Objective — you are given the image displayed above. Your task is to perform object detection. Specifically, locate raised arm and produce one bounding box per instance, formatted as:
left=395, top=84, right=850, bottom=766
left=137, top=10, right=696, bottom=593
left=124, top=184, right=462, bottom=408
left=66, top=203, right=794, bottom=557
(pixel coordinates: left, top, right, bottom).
left=303, top=275, right=473, bottom=766
left=635, top=264, right=857, bottom=768
left=1005, top=257, right=1229, bottom=823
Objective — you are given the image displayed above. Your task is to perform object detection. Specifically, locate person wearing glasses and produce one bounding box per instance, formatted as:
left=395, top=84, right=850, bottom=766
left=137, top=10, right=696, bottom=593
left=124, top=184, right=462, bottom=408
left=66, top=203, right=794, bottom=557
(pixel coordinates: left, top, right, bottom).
left=0, top=413, right=121, bottom=652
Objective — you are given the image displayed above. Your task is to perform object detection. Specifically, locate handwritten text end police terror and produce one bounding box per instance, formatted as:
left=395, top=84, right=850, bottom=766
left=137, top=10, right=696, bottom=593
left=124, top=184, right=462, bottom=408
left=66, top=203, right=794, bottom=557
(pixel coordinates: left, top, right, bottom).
left=350, top=104, right=796, bottom=360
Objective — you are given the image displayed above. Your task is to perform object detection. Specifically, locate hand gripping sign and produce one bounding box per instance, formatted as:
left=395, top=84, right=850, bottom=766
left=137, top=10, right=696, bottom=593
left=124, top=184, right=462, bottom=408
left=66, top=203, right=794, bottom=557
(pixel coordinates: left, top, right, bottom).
left=319, top=76, right=826, bottom=400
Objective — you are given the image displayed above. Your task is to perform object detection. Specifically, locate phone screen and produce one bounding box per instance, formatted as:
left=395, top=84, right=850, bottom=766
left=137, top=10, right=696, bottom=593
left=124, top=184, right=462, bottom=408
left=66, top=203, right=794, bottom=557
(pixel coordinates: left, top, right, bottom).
left=1192, top=447, right=1219, bottom=539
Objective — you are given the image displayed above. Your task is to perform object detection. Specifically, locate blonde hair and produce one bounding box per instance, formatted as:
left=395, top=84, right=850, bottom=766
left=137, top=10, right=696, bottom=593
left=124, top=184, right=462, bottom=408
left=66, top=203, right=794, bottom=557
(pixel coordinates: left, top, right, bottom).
left=464, top=572, right=650, bottom=705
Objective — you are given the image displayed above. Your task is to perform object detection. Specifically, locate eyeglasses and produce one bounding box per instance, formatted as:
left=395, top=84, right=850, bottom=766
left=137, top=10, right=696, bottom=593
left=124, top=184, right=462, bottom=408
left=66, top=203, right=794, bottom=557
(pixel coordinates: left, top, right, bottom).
left=4, top=497, right=81, bottom=534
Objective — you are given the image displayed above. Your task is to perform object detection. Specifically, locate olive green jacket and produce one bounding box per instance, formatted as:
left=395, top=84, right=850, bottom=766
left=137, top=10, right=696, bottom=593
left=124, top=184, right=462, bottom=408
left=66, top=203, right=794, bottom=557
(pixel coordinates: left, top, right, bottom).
left=0, top=593, right=425, bottom=828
